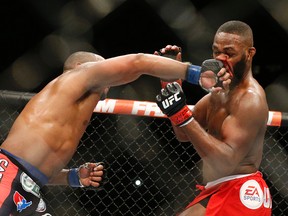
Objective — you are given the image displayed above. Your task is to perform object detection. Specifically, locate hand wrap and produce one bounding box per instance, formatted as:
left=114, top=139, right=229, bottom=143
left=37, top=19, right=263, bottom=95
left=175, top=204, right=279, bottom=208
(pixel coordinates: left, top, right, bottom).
left=156, top=82, right=193, bottom=127
left=186, top=59, right=224, bottom=89
left=68, top=168, right=84, bottom=187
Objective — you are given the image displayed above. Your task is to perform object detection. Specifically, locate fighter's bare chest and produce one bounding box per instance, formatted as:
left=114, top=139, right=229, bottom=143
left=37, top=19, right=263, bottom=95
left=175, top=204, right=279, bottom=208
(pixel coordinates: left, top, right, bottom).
left=206, top=95, right=230, bottom=136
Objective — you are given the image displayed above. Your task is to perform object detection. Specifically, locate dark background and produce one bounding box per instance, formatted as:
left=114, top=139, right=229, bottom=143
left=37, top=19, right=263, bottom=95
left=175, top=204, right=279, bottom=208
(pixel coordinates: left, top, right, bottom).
left=1, top=0, right=288, bottom=109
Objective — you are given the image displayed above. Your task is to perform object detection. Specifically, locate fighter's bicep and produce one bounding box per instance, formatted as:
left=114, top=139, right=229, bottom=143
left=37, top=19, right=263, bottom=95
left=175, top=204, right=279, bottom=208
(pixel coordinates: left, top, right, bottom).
left=222, top=115, right=253, bottom=147
left=222, top=91, right=267, bottom=152
left=193, top=95, right=209, bottom=128
left=221, top=109, right=264, bottom=161
left=84, top=55, right=142, bottom=88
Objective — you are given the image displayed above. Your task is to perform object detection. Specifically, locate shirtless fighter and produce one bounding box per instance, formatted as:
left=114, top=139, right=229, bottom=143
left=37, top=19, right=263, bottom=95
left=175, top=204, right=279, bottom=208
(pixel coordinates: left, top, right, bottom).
left=0, top=51, right=228, bottom=215
left=156, top=21, right=272, bottom=215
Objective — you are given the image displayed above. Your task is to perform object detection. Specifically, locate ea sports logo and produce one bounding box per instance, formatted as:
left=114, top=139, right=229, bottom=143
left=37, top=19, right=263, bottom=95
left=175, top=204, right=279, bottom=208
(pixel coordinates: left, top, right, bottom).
left=240, top=180, right=263, bottom=209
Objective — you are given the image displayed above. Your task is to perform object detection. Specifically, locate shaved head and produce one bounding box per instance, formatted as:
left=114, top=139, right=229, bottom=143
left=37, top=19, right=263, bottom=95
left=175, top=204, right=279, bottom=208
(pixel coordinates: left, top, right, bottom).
left=63, top=51, right=105, bottom=72
left=216, top=20, right=254, bottom=47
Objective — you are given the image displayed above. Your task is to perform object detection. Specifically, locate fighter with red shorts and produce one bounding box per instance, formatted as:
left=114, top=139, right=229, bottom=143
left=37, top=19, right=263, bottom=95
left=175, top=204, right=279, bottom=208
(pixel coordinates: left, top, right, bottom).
left=155, top=21, right=272, bottom=215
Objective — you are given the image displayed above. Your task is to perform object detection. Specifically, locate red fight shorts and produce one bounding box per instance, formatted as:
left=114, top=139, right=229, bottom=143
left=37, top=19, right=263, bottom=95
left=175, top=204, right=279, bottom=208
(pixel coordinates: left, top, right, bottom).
left=185, top=171, right=272, bottom=216
left=0, top=150, right=50, bottom=215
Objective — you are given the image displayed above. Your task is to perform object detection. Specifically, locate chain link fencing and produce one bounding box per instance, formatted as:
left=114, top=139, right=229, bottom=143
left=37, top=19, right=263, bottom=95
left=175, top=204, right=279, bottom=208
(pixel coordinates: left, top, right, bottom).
left=0, top=90, right=287, bottom=216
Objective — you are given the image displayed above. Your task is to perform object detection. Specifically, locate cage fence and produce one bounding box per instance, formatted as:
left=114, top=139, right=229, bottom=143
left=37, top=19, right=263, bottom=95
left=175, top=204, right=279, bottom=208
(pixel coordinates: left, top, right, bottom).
left=0, top=90, right=287, bottom=216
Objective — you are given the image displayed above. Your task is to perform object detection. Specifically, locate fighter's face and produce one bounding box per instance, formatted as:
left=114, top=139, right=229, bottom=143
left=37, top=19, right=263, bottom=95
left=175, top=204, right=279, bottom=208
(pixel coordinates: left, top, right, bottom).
left=232, top=53, right=247, bottom=81
left=212, top=32, right=249, bottom=82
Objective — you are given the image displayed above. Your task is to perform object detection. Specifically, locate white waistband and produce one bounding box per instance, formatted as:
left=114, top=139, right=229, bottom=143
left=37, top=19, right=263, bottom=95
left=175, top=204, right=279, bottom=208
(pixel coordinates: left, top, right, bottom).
left=205, top=172, right=257, bottom=189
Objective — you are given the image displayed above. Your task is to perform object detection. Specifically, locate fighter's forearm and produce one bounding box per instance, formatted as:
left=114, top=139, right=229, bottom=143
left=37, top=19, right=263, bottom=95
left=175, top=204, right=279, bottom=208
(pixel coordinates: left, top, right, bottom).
left=181, top=120, right=236, bottom=174
left=47, top=169, right=69, bottom=185
left=172, top=124, right=190, bottom=142
left=139, top=53, right=189, bottom=81
left=47, top=168, right=84, bottom=187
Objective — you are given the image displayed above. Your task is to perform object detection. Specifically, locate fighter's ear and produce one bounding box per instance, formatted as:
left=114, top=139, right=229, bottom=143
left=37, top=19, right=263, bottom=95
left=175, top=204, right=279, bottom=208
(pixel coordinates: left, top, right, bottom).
left=248, top=47, right=256, bottom=60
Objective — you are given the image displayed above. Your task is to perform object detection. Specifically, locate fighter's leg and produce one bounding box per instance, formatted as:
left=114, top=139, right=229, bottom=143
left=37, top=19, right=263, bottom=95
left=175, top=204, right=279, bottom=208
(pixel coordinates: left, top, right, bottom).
left=178, top=196, right=210, bottom=216
left=178, top=203, right=206, bottom=216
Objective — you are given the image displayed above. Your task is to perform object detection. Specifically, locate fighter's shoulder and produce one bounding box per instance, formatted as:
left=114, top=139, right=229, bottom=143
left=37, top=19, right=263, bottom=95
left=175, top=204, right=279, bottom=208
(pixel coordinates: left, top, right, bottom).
left=242, top=84, right=266, bottom=105
left=43, top=70, right=93, bottom=98
left=235, top=85, right=268, bottom=117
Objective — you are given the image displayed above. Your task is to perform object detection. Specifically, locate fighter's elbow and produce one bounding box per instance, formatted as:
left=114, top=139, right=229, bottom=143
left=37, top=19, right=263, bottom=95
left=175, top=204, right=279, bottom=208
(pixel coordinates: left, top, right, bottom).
left=130, top=53, right=149, bottom=74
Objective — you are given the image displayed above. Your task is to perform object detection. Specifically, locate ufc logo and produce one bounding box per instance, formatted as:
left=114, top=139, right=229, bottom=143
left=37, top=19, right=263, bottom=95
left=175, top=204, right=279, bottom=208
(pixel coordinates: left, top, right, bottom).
left=162, top=92, right=181, bottom=109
